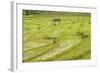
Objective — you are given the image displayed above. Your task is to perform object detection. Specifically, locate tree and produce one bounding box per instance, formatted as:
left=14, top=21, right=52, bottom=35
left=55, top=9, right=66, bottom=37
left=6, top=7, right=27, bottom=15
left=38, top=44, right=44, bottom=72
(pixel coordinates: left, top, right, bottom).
left=52, top=18, right=61, bottom=26
left=76, top=31, right=88, bottom=39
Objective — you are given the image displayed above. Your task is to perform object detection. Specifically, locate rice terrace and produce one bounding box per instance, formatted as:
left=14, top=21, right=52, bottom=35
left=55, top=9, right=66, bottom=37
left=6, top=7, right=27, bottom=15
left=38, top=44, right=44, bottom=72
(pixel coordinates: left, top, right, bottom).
left=22, top=10, right=91, bottom=62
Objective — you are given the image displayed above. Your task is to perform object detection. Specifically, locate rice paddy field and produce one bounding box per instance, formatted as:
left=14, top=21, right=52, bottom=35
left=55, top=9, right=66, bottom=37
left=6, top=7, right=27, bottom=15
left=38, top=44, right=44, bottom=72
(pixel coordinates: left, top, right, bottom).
left=22, top=10, right=91, bottom=62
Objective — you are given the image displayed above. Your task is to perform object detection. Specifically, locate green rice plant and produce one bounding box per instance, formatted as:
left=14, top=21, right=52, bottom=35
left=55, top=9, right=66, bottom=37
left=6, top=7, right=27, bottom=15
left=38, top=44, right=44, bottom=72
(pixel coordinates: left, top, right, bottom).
left=22, top=10, right=91, bottom=62
left=23, top=42, right=59, bottom=62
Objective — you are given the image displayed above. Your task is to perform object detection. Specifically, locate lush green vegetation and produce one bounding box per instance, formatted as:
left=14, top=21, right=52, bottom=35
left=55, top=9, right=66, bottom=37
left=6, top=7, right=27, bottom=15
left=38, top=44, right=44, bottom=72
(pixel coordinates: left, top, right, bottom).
left=22, top=10, right=91, bottom=62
